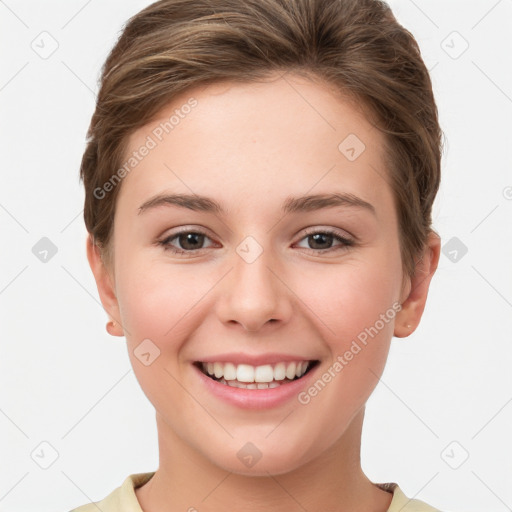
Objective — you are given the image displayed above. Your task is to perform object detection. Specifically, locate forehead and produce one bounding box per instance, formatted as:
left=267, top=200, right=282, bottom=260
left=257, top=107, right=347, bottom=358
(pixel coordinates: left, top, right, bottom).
left=117, top=72, right=392, bottom=218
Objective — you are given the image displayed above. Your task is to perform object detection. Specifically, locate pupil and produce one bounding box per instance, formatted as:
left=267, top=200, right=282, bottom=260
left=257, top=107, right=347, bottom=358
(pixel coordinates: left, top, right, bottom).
left=180, top=233, right=203, bottom=250
left=310, top=233, right=332, bottom=250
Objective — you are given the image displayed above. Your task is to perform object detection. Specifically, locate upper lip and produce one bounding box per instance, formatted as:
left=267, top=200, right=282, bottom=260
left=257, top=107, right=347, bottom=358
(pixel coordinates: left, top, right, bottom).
left=195, top=352, right=318, bottom=366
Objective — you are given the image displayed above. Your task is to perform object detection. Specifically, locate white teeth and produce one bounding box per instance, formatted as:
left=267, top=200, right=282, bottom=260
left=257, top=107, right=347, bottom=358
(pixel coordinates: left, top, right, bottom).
left=219, top=378, right=283, bottom=389
left=214, top=362, right=223, bottom=379
left=295, top=361, right=309, bottom=377
left=285, top=362, right=296, bottom=380
left=254, top=365, right=274, bottom=383
left=237, top=364, right=255, bottom=383
left=223, top=362, right=237, bottom=380
left=201, top=360, right=311, bottom=383
left=273, top=362, right=286, bottom=380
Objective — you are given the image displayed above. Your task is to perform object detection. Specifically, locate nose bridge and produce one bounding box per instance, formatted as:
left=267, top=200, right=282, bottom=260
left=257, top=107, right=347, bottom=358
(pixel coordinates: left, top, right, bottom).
left=216, top=235, right=291, bottom=331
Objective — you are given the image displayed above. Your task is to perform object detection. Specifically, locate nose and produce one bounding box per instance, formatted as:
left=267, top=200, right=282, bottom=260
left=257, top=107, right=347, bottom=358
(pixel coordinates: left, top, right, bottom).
left=215, top=245, right=293, bottom=332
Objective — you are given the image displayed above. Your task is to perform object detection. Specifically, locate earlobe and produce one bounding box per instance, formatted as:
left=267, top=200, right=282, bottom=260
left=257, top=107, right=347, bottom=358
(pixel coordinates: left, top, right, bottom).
left=86, top=235, right=124, bottom=337
left=394, top=232, right=441, bottom=338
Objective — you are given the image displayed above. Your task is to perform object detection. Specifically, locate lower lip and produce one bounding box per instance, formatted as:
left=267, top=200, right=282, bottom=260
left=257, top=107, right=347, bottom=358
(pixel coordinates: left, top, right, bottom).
left=193, top=363, right=318, bottom=410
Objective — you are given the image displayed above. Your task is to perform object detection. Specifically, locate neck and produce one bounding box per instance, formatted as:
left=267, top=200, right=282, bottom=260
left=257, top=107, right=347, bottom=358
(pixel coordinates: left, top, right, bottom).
left=135, top=408, right=392, bottom=512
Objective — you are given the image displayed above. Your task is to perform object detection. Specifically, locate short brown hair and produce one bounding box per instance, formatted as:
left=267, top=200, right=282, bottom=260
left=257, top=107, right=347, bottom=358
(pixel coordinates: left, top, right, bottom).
left=80, top=0, right=443, bottom=277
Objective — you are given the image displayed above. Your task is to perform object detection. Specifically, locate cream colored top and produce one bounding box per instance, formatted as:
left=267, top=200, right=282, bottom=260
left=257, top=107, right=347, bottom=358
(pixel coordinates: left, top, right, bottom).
left=69, top=472, right=441, bottom=511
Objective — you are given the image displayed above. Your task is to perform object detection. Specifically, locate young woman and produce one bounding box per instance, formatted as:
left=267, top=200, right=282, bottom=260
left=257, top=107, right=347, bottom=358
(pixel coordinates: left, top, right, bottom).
left=72, top=0, right=444, bottom=510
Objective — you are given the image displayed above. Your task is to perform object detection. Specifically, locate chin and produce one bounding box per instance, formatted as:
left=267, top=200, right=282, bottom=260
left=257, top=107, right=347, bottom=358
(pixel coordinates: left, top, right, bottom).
left=205, top=439, right=316, bottom=477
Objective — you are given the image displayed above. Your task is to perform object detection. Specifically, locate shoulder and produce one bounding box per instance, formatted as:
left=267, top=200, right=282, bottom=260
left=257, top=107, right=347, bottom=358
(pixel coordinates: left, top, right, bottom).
left=68, top=472, right=155, bottom=512
left=378, top=482, right=442, bottom=512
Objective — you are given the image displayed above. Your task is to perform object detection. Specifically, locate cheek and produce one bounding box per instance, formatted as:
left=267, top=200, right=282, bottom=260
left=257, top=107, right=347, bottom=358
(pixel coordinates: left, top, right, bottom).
left=294, top=262, right=398, bottom=437
left=301, top=248, right=402, bottom=341
left=299, top=247, right=401, bottom=394
left=114, top=250, right=207, bottom=340
left=113, top=256, right=209, bottom=405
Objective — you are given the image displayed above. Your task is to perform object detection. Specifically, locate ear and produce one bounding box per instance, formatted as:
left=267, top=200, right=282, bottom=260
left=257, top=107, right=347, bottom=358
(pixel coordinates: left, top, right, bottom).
left=394, top=231, right=441, bottom=338
left=86, top=234, right=124, bottom=336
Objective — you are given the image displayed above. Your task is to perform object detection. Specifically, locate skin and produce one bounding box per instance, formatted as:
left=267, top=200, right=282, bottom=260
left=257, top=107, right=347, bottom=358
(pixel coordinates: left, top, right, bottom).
left=87, top=71, right=440, bottom=512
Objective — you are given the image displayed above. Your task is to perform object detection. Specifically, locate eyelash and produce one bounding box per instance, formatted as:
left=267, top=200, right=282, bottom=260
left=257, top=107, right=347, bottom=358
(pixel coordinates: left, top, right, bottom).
left=158, top=227, right=354, bottom=256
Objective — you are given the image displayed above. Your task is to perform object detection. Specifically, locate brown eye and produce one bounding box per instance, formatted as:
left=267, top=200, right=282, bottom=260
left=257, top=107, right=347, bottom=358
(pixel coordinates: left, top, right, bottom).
left=307, top=232, right=334, bottom=250
left=159, top=229, right=215, bottom=255
left=175, top=232, right=206, bottom=250
left=296, top=229, right=354, bottom=253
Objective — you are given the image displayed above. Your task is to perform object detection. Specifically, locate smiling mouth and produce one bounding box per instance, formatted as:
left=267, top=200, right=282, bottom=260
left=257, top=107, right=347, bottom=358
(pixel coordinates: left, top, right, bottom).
left=195, top=360, right=320, bottom=389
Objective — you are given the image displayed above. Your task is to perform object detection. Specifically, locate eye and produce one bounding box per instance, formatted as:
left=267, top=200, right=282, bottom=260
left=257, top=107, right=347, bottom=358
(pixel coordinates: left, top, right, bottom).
left=295, top=228, right=354, bottom=253
left=158, top=229, right=216, bottom=255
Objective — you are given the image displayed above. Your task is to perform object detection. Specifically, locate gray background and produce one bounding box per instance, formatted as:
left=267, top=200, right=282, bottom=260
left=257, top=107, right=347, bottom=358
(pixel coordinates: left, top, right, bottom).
left=1, top=0, right=511, bottom=511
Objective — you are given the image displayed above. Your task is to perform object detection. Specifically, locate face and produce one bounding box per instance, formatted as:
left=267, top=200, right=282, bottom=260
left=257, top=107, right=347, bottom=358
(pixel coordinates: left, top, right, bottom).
left=90, top=72, right=432, bottom=476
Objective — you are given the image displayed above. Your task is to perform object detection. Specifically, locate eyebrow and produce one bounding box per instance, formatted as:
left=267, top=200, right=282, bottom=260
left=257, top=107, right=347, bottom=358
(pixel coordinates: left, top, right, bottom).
left=138, top=192, right=376, bottom=216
